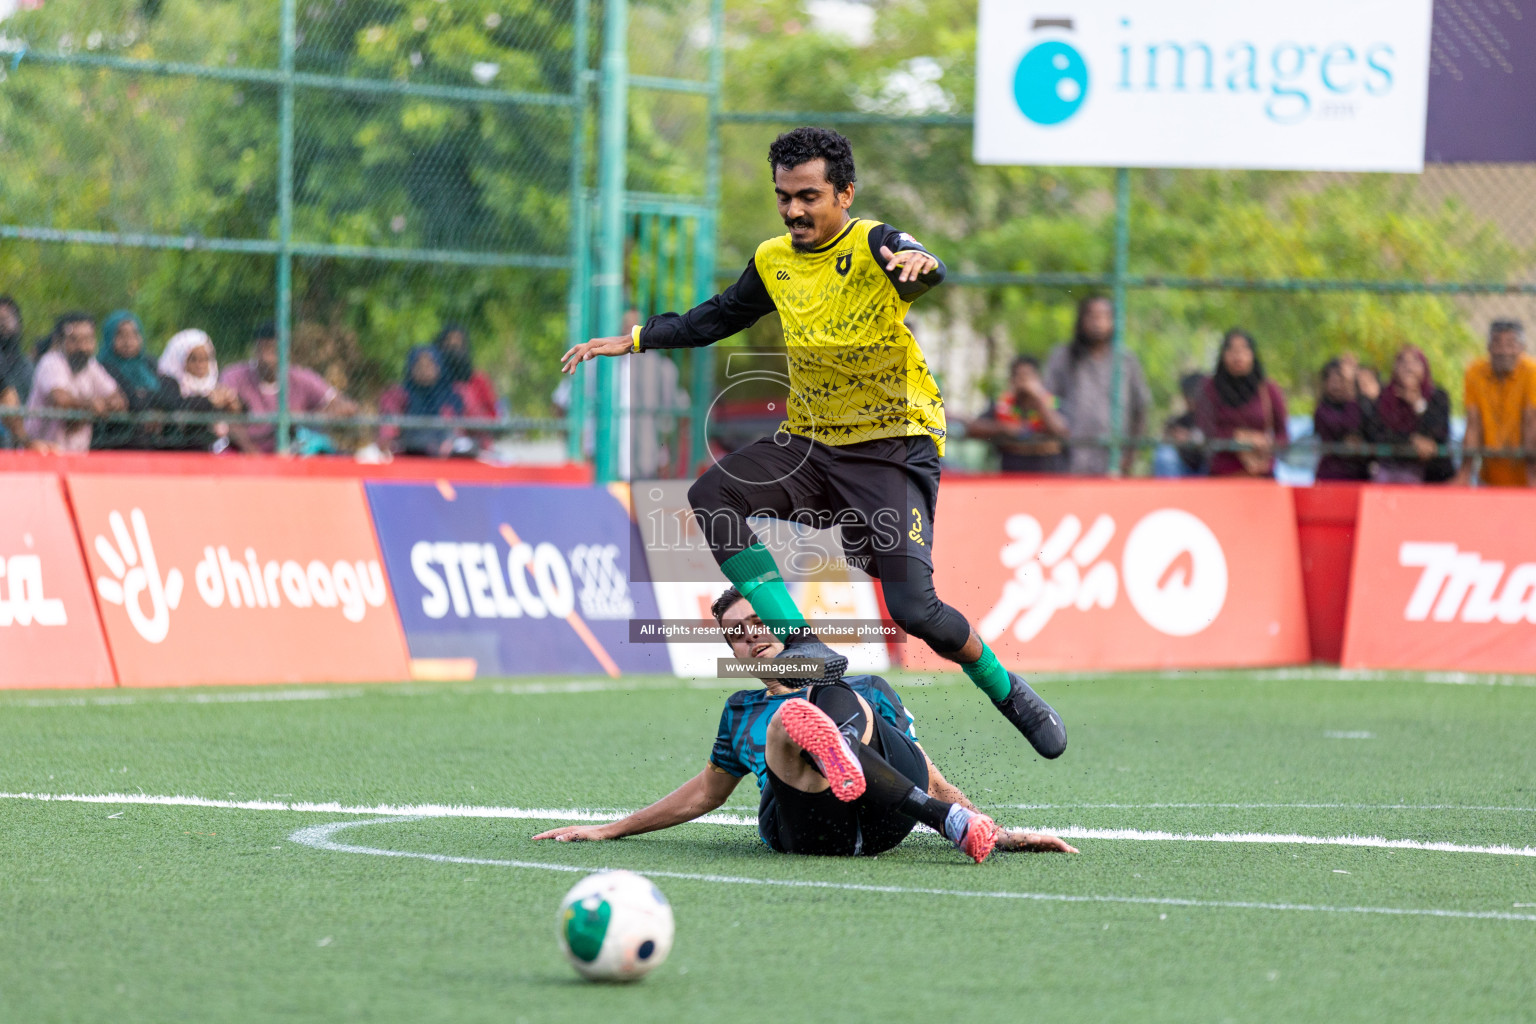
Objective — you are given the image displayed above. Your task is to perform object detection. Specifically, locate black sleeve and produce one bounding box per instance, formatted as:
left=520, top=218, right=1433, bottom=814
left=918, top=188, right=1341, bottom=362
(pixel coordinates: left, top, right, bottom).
left=638, top=259, right=776, bottom=351
left=867, top=223, right=947, bottom=301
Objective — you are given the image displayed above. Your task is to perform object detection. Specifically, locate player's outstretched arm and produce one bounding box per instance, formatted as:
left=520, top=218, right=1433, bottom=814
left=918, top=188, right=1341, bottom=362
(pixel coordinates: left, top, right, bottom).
left=531, top=766, right=741, bottom=842
left=558, top=259, right=776, bottom=377
left=560, top=334, right=634, bottom=375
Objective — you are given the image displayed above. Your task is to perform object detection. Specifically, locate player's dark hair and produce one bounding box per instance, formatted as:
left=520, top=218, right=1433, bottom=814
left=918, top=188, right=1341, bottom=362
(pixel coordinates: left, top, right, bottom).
left=1009, top=354, right=1040, bottom=375
left=252, top=321, right=278, bottom=344
left=1490, top=319, right=1524, bottom=340
left=768, top=127, right=856, bottom=194
left=711, top=586, right=745, bottom=629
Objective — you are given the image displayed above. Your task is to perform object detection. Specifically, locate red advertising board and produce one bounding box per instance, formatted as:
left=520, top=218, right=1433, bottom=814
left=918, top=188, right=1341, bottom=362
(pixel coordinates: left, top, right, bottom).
left=0, top=473, right=116, bottom=688
left=1342, top=487, right=1536, bottom=673
left=67, top=475, right=411, bottom=686
left=905, top=479, right=1310, bottom=672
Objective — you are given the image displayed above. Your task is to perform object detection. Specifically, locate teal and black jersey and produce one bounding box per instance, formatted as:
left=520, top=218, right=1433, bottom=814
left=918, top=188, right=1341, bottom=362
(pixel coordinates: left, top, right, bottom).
left=708, top=675, right=917, bottom=789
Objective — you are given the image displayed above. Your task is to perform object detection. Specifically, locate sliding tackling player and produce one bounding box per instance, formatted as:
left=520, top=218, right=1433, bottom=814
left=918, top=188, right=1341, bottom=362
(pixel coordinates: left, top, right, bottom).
left=561, top=126, right=1067, bottom=761
left=532, top=588, right=1077, bottom=862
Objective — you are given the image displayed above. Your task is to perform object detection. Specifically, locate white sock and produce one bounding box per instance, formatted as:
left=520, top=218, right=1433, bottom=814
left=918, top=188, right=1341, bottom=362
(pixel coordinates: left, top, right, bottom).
left=942, top=804, right=975, bottom=845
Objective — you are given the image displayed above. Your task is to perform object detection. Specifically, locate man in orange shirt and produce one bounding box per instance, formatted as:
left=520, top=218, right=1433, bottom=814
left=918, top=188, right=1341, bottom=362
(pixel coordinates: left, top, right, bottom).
left=1460, top=320, right=1536, bottom=487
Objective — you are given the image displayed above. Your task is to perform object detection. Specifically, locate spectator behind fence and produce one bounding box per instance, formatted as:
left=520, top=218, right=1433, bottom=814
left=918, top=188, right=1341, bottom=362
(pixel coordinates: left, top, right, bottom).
left=1043, top=295, right=1150, bottom=476
left=399, top=346, right=467, bottom=457
left=1313, top=358, right=1370, bottom=481
left=966, top=354, right=1068, bottom=473
left=1460, top=320, right=1536, bottom=487
left=433, top=323, right=499, bottom=420
left=1362, top=345, right=1452, bottom=485
left=1152, top=372, right=1209, bottom=478
left=1198, top=328, right=1288, bottom=479
left=157, top=329, right=250, bottom=452
left=93, top=310, right=164, bottom=450
left=24, top=313, right=125, bottom=452
left=220, top=322, right=358, bottom=454
left=0, top=296, right=40, bottom=449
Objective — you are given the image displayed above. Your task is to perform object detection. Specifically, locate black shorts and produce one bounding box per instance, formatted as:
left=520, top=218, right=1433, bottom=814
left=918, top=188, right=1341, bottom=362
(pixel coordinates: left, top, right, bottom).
left=757, top=711, right=930, bottom=857
left=710, top=432, right=940, bottom=577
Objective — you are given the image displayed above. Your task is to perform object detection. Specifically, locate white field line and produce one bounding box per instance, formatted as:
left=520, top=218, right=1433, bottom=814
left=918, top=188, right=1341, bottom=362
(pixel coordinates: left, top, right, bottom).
left=2, top=678, right=732, bottom=708
left=5, top=666, right=1534, bottom=706
left=5, top=791, right=1536, bottom=858
left=983, top=802, right=1536, bottom=813
left=289, top=818, right=1536, bottom=924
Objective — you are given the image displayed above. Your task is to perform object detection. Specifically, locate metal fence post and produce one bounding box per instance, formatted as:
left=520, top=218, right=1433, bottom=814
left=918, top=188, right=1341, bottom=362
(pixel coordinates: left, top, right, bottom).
left=1106, top=166, right=1131, bottom=477
left=275, top=0, right=297, bottom=456
left=690, top=0, right=725, bottom=475
left=593, top=0, right=628, bottom=484
left=565, top=0, right=592, bottom=463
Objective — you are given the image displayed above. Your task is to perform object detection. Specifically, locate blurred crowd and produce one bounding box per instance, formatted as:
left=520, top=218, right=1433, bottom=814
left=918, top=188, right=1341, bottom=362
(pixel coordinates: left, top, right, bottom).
left=0, top=298, right=501, bottom=459
left=965, top=297, right=1536, bottom=488
left=4, top=290, right=1534, bottom=487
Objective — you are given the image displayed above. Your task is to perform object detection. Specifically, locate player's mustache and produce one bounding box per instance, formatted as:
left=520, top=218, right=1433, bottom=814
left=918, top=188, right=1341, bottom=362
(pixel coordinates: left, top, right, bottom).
left=784, top=217, right=814, bottom=230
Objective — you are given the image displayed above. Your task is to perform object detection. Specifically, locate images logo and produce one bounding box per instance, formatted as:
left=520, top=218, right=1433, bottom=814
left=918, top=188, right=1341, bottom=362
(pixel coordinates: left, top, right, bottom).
left=1013, top=19, right=1088, bottom=126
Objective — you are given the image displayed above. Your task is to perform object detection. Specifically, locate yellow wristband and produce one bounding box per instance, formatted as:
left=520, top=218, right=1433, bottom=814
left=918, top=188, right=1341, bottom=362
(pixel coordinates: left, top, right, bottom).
left=631, top=324, right=642, bottom=353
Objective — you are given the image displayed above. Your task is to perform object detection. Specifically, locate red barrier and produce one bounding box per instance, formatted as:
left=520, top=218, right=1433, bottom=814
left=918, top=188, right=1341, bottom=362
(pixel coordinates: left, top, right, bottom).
left=906, top=479, right=1310, bottom=672
left=1342, top=487, right=1536, bottom=673
left=67, top=475, right=411, bottom=686
left=0, top=474, right=116, bottom=688
left=0, top=450, right=591, bottom=484
left=1293, top=483, right=1363, bottom=663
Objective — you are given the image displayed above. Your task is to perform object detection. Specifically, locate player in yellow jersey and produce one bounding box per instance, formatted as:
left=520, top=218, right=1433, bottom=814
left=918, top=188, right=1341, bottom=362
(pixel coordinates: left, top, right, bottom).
left=562, top=127, right=1065, bottom=759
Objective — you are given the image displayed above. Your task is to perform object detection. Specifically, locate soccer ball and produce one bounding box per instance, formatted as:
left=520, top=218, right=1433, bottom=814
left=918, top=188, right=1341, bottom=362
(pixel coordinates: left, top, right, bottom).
left=556, top=870, right=674, bottom=982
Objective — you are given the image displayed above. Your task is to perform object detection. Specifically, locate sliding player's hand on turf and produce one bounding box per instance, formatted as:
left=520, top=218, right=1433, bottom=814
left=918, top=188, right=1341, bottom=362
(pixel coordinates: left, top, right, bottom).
left=532, top=824, right=616, bottom=842
left=560, top=335, right=633, bottom=375
left=995, top=829, right=1079, bottom=854
left=879, top=245, right=938, bottom=284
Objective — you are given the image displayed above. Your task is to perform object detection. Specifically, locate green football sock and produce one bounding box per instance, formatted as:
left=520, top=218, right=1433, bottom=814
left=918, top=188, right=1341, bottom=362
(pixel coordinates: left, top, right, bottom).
left=961, top=640, right=1013, bottom=701
left=719, top=542, right=808, bottom=641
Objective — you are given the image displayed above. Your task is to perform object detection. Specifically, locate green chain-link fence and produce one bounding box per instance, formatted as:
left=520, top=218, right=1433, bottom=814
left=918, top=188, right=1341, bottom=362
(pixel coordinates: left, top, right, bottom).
left=1, top=0, right=585, bottom=456
left=4, top=0, right=1533, bottom=473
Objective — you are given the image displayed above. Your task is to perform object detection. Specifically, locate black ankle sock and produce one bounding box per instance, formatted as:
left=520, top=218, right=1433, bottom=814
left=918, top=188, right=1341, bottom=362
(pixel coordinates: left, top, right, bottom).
left=851, top=738, right=953, bottom=835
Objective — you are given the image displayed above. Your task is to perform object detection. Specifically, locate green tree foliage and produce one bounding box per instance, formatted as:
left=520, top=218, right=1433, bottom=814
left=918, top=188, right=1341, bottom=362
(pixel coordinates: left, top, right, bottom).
left=1, top=0, right=578, bottom=410
left=1, top=0, right=1527, bottom=424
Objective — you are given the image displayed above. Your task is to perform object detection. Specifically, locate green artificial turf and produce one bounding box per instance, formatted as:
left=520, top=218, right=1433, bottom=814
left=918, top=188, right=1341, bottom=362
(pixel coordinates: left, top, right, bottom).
left=1, top=669, right=1534, bottom=1022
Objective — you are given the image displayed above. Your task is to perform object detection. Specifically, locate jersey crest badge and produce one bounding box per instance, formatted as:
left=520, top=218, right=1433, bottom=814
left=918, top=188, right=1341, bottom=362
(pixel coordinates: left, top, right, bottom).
left=835, top=251, right=853, bottom=277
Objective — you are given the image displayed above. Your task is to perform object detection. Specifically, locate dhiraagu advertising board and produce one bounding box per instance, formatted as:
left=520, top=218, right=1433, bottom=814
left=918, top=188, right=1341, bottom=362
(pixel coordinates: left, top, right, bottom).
left=975, top=0, right=1433, bottom=171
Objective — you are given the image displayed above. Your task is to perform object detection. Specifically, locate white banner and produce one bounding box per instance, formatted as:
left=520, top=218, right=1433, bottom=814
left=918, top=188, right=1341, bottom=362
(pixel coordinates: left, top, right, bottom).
left=975, top=0, right=1433, bottom=172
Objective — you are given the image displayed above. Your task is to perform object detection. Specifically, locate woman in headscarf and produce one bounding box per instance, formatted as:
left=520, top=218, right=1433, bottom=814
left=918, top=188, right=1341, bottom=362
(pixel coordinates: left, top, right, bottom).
left=1196, top=328, right=1289, bottom=478
left=1362, top=345, right=1452, bottom=484
left=399, top=346, right=466, bottom=457
left=1313, top=357, right=1370, bottom=481
left=157, top=329, right=248, bottom=452
left=93, top=310, right=173, bottom=450
left=433, top=323, right=498, bottom=450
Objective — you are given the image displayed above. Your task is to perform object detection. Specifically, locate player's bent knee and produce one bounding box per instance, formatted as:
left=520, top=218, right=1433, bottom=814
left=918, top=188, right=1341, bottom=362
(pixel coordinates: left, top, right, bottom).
left=686, top=469, right=725, bottom=513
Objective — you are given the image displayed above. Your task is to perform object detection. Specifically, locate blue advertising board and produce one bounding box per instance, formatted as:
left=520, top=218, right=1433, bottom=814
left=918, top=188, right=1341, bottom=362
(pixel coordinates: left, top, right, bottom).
left=365, top=483, right=670, bottom=677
